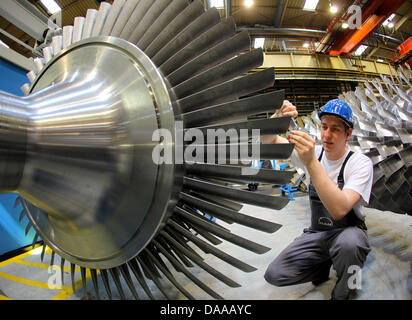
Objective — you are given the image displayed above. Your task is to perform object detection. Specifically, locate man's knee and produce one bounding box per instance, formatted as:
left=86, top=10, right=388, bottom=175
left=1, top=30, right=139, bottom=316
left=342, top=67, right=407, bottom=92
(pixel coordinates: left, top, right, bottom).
left=264, top=262, right=291, bottom=287
left=337, top=238, right=359, bottom=256
left=333, top=227, right=370, bottom=262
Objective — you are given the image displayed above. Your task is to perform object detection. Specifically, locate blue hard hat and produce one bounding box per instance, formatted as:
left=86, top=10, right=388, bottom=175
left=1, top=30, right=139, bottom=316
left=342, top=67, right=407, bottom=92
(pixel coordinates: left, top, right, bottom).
left=318, top=99, right=353, bottom=128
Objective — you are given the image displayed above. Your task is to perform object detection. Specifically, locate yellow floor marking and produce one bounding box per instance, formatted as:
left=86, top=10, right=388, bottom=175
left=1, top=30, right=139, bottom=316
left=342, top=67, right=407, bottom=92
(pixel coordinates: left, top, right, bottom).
left=51, top=288, right=75, bottom=300
left=0, top=270, right=57, bottom=290
left=0, top=245, right=52, bottom=268
left=14, top=260, right=81, bottom=272
left=0, top=268, right=93, bottom=300
left=1, top=245, right=95, bottom=300
left=0, top=250, right=38, bottom=268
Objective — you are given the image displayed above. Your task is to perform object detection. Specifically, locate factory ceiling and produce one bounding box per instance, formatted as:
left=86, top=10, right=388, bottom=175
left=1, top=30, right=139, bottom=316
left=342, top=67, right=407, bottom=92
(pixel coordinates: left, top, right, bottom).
left=1, top=0, right=411, bottom=63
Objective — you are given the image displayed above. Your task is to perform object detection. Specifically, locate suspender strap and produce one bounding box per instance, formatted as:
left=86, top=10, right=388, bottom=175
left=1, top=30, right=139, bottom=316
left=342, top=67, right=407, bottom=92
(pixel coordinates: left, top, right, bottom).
left=317, top=148, right=354, bottom=185
left=337, top=151, right=354, bottom=184
left=318, top=148, right=324, bottom=161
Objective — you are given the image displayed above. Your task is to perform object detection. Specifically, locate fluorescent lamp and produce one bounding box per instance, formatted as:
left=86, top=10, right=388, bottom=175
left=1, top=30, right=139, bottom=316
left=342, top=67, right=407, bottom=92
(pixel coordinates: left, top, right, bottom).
left=330, top=5, right=338, bottom=13
left=354, top=45, right=368, bottom=56
left=383, top=13, right=396, bottom=27
left=0, top=40, right=9, bottom=48
left=303, top=0, right=319, bottom=10
left=342, top=22, right=349, bottom=29
left=244, top=0, right=254, bottom=7
left=254, top=38, right=265, bottom=49
left=210, top=0, right=224, bottom=9
left=40, top=0, right=61, bottom=15
left=376, top=58, right=384, bottom=63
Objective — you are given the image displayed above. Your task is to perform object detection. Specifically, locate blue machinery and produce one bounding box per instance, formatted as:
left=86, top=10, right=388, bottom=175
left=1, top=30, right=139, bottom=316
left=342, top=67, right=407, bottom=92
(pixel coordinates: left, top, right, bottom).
left=279, top=165, right=308, bottom=201
left=0, top=57, right=42, bottom=256
left=248, top=160, right=307, bottom=200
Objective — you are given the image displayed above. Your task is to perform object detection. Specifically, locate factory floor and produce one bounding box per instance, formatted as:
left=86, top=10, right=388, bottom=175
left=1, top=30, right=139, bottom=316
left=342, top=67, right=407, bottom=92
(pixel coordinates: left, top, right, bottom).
left=1, top=185, right=412, bottom=300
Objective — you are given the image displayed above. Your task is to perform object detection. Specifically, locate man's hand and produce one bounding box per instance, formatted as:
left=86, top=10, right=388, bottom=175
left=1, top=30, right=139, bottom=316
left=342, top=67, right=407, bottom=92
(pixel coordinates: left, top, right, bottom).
left=271, top=100, right=298, bottom=118
left=287, top=130, right=316, bottom=166
left=261, top=100, right=298, bottom=144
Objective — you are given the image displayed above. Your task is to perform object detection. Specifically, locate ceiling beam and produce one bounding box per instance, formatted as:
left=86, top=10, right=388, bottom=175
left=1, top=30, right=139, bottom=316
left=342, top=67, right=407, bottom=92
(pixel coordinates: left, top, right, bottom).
left=0, top=0, right=50, bottom=41
left=238, top=27, right=326, bottom=38
left=325, top=0, right=405, bottom=55
left=394, top=11, right=412, bottom=31
left=225, top=0, right=231, bottom=18
left=238, top=26, right=403, bottom=46
left=274, top=0, right=288, bottom=27
left=366, top=47, right=380, bottom=58
left=0, top=28, right=35, bottom=53
left=0, top=41, right=34, bottom=70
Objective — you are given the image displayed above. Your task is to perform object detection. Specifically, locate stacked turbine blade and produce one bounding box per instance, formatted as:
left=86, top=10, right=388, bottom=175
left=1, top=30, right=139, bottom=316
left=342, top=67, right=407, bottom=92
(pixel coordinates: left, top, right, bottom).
left=11, top=0, right=295, bottom=300
left=342, top=67, right=412, bottom=215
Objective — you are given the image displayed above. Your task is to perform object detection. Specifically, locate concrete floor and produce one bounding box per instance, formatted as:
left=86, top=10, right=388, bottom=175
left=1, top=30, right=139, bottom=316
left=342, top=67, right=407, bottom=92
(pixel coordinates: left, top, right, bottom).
left=1, top=187, right=412, bottom=300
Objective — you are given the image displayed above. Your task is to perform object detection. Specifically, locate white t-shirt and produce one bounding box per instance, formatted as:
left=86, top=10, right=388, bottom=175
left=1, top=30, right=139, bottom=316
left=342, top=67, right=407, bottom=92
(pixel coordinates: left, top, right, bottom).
left=291, top=145, right=373, bottom=220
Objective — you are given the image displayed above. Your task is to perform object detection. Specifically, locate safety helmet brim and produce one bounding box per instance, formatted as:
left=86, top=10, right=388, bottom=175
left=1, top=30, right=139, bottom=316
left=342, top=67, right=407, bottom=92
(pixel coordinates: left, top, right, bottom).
left=318, top=111, right=354, bottom=129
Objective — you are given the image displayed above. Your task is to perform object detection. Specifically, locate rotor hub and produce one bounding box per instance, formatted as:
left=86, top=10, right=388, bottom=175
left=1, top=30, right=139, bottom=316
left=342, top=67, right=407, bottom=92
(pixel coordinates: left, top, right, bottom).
left=16, top=37, right=180, bottom=269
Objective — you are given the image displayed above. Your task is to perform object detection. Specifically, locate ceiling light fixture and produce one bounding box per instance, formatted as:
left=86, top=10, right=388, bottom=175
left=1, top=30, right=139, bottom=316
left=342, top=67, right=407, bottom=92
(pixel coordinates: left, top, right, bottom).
left=354, top=45, right=368, bottom=56
left=382, top=13, right=396, bottom=27
left=303, top=0, right=319, bottom=11
left=40, top=0, right=61, bottom=15
left=244, top=0, right=254, bottom=7
left=330, top=5, right=338, bottom=13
